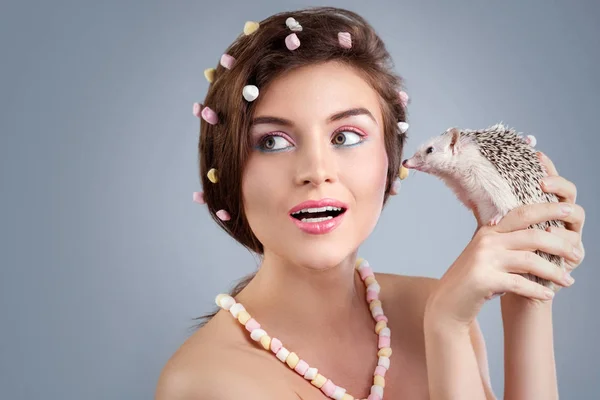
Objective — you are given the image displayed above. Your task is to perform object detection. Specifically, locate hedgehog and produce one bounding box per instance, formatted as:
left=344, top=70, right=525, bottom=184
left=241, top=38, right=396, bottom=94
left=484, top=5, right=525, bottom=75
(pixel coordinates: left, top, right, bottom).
left=401, top=122, right=565, bottom=291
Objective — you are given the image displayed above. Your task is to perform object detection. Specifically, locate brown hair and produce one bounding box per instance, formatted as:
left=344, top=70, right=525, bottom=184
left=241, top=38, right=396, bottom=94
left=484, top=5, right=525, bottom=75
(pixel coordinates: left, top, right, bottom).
left=191, top=6, right=408, bottom=330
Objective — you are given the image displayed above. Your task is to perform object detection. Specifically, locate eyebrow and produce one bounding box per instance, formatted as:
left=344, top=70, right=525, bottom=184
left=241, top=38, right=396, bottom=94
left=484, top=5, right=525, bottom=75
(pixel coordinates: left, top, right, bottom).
left=250, top=107, right=377, bottom=127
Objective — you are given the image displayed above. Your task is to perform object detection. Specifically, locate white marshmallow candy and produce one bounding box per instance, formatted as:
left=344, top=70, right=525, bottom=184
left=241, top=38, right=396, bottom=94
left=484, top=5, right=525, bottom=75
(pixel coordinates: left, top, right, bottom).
left=367, top=282, right=381, bottom=293
left=332, top=386, right=347, bottom=400
left=371, top=384, right=384, bottom=397
left=303, top=367, right=318, bottom=380
left=285, top=17, right=302, bottom=31
left=276, top=347, right=290, bottom=362
left=378, top=355, right=390, bottom=370
left=250, top=328, right=267, bottom=341
left=380, top=327, right=391, bottom=337
left=242, top=85, right=259, bottom=102
left=229, top=303, right=245, bottom=318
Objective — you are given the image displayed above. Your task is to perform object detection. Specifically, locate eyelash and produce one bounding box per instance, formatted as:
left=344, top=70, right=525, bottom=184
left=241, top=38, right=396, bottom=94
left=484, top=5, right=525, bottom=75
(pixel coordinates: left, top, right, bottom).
left=254, top=127, right=367, bottom=153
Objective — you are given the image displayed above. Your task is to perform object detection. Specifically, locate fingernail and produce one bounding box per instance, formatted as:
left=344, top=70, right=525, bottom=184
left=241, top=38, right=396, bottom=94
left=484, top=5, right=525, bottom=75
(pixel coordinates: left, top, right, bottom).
left=544, top=289, right=555, bottom=299
left=541, top=179, right=551, bottom=190
left=561, top=204, right=572, bottom=215
left=563, top=272, right=575, bottom=285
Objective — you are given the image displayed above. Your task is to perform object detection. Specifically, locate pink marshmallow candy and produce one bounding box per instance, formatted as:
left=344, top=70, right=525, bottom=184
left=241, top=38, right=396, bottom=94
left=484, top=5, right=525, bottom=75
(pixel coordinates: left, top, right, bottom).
left=294, top=359, right=309, bottom=375
left=245, top=318, right=260, bottom=332
left=378, top=335, right=391, bottom=349
left=368, top=394, right=382, bottom=400
left=216, top=209, right=230, bottom=221
left=192, top=102, right=202, bottom=117
left=374, top=365, right=387, bottom=377
left=366, top=289, right=378, bottom=302
left=193, top=191, right=205, bottom=204
left=201, top=106, right=218, bottom=125
left=338, top=31, right=352, bottom=48
left=374, top=314, right=388, bottom=323
left=220, top=53, right=235, bottom=69
left=270, top=337, right=282, bottom=353
left=321, top=379, right=336, bottom=397
left=285, top=33, right=300, bottom=50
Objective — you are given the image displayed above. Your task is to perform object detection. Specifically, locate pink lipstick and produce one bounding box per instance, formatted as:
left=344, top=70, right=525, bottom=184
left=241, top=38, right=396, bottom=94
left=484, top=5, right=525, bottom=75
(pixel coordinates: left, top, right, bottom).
left=288, top=198, right=348, bottom=235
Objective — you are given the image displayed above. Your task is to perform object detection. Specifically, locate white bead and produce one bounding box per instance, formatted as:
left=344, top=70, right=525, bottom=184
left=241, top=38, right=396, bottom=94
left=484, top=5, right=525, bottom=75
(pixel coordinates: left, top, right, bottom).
left=378, top=356, right=390, bottom=370
left=367, top=282, right=381, bottom=293
left=276, top=347, right=290, bottom=362
left=220, top=296, right=236, bottom=310
left=371, top=306, right=384, bottom=317
left=229, top=303, right=245, bottom=318
left=332, top=386, right=346, bottom=399
left=380, top=327, right=391, bottom=337
left=398, top=121, right=409, bottom=133
left=304, top=367, right=318, bottom=380
left=250, top=328, right=267, bottom=341
left=242, top=85, right=259, bottom=102
left=371, top=384, right=384, bottom=397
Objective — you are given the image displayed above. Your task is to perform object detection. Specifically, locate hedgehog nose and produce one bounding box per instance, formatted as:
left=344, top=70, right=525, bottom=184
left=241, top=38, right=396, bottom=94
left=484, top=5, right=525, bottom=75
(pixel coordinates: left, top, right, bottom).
left=402, top=159, right=408, bottom=167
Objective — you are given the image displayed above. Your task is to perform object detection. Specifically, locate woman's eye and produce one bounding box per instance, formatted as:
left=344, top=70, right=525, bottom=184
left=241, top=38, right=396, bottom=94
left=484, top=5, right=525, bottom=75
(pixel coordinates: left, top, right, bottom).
left=258, top=135, right=293, bottom=152
left=332, top=130, right=363, bottom=146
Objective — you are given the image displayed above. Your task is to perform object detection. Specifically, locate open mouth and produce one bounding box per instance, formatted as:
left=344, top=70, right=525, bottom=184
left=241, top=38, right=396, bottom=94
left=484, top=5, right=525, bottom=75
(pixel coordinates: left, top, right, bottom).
left=290, top=206, right=347, bottom=222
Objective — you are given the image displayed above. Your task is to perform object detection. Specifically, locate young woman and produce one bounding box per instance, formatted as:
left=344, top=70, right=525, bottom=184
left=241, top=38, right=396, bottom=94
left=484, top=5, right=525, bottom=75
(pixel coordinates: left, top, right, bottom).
left=156, top=7, right=586, bottom=400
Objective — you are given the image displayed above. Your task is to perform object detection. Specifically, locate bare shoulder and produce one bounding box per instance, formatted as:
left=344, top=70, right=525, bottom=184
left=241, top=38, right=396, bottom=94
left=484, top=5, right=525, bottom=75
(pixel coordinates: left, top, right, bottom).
left=155, top=311, right=299, bottom=400
left=374, top=272, right=439, bottom=316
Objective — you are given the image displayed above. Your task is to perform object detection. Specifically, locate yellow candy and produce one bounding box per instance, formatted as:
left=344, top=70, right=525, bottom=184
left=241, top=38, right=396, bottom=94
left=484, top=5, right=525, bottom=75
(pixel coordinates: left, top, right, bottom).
left=375, top=320, right=387, bottom=334
left=311, top=373, right=327, bottom=388
left=374, top=375, right=385, bottom=387
left=364, top=276, right=376, bottom=286
left=355, top=257, right=364, bottom=269
left=341, top=394, right=354, bottom=400
left=285, top=352, right=299, bottom=369
left=369, top=299, right=382, bottom=311
left=204, top=68, right=216, bottom=83
left=207, top=168, right=218, bottom=183
left=399, top=165, right=409, bottom=180
left=260, top=335, right=271, bottom=351
left=378, top=347, right=393, bottom=357
left=243, top=21, right=260, bottom=35
left=237, top=310, right=251, bottom=325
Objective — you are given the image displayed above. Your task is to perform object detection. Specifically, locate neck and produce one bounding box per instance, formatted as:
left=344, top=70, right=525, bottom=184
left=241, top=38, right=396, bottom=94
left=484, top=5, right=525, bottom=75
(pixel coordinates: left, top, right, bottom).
left=235, top=249, right=371, bottom=338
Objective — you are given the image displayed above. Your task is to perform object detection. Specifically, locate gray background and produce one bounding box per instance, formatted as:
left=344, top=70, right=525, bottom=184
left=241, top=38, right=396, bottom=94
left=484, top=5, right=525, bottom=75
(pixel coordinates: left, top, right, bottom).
left=1, top=0, right=598, bottom=399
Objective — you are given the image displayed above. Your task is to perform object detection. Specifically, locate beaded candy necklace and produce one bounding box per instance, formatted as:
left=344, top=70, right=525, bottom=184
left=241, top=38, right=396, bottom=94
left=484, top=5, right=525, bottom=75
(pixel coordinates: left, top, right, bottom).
left=214, top=258, right=391, bottom=400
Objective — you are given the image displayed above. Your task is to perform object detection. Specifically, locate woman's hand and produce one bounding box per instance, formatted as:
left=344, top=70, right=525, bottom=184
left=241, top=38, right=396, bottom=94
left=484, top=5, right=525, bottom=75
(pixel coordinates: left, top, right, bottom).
left=425, top=151, right=586, bottom=330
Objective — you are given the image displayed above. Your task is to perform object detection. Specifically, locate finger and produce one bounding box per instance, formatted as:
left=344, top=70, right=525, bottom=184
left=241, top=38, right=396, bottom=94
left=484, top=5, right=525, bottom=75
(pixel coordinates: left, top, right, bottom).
left=501, top=228, right=581, bottom=265
left=538, top=151, right=558, bottom=176
left=495, top=271, right=557, bottom=301
left=494, top=202, right=584, bottom=234
left=502, top=250, right=573, bottom=288
left=546, top=226, right=585, bottom=268
left=541, top=175, right=577, bottom=203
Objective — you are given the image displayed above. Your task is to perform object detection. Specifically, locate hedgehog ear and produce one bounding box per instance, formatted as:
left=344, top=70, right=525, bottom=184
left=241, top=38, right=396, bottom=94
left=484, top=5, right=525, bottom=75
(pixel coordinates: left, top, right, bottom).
left=448, top=128, right=460, bottom=155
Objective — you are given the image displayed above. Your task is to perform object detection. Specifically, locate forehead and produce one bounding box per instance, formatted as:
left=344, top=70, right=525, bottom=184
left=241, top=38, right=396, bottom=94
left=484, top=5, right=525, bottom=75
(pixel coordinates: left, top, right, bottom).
left=252, top=61, right=384, bottom=126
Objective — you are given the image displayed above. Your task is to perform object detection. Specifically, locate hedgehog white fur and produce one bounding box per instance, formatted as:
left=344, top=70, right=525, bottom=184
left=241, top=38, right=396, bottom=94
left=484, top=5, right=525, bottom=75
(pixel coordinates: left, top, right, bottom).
left=402, top=122, right=565, bottom=291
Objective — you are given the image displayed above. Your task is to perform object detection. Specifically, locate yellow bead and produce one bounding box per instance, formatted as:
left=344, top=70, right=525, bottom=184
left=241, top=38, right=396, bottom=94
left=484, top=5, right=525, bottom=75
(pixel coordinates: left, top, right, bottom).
left=374, top=374, right=385, bottom=387
left=311, top=373, right=327, bottom=388
left=399, top=165, right=409, bottom=180
left=369, top=299, right=382, bottom=311
left=260, top=335, right=271, bottom=350
left=285, top=352, right=299, bottom=369
left=355, top=257, right=364, bottom=269
left=204, top=68, right=216, bottom=83
left=237, top=310, right=251, bottom=325
left=364, top=276, right=376, bottom=286
left=207, top=168, right=218, bottom=183
left=341, top=394, right=354, bottom=400
left=243, top=21, right=260, bottom=35
left=378, top=347, right=393, bottom=357
left=375, top=320, right=387, bottom=334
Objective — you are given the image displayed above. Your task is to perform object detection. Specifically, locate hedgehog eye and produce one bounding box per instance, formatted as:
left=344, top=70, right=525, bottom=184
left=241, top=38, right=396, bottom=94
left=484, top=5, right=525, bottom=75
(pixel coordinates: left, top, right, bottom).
left=426, top=146, right=434, bottom=154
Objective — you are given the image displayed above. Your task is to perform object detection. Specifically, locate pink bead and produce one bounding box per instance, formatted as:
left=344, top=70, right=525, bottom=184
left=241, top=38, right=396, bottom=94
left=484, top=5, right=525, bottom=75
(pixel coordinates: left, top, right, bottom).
left=192, top=102, right=202, bottom=117
left=378, top=335, right=391, bottom=348
left=294, top=359, right=309, bottom=376
left=366, top=289, right=378, bottom=302
left=321, top=379, right=336, bottom=397
left=220, top=54, right=235, bottom=69
left=192, top=191, right=205, bottom=204
left=359, top=266, right=374, bottom=280
left=338, top=31, right=352, bottom=48
left=216, top=209, right=230, bottom=221
left=374, top=314, right=388, bottom=322
left=368, top=394, right=382, bottom=400
left=285, top=33, right=300, bottom=50
left=270, top=337, right=282, bottom=354
left=245, top=318, right=260, bottom=332
left=374, top=366, right=387, bottom=377
left=398, top=90, right=409, bottom=107
left=201, top=106, right=218, bottom=125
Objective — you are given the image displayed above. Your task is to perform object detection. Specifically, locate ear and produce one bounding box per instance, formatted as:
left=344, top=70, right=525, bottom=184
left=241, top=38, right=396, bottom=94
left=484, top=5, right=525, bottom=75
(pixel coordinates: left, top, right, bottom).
left=448, top=128, right=460, bottom=155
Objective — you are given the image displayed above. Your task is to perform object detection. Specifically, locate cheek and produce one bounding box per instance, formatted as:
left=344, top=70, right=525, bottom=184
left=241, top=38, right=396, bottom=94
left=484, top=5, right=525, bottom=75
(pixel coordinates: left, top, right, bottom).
left=241, top=156, right=287, bottom=219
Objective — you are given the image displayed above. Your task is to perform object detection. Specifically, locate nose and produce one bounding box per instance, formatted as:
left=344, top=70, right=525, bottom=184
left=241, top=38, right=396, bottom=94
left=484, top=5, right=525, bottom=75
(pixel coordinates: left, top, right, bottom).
left=402, top=159, right=407, bottom=167
left=295, top=138, right=336, bottom=187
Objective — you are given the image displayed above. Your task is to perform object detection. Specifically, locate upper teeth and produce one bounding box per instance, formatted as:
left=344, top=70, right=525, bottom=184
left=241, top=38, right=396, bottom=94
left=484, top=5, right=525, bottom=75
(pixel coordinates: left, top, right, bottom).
left=292, top=206, right=342, bottom=215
